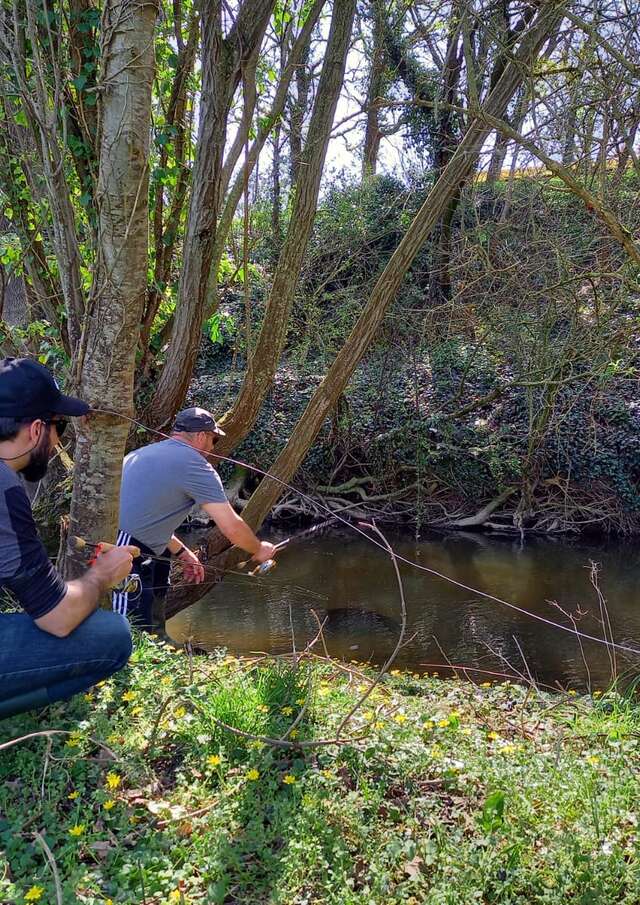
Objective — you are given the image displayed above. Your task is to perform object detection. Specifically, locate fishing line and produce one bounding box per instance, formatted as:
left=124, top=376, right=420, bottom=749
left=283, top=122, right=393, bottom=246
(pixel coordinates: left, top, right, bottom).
left=93, top=408, right=640, bottom=659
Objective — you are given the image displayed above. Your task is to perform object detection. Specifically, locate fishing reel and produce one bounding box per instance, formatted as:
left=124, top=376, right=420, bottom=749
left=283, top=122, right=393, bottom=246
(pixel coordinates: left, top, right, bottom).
left=248, top=558, right=277, bottom=577
left=113, top=573, right=142, bottom=596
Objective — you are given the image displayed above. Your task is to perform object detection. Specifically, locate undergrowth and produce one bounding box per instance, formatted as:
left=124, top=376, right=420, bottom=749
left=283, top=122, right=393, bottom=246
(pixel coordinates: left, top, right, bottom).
left=0, top=635, right=639, bottom=904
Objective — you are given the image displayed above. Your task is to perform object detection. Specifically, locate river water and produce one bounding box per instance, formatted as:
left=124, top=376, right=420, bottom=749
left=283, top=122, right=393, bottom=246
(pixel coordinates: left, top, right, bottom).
left=168, top=530, right=640, bottom=690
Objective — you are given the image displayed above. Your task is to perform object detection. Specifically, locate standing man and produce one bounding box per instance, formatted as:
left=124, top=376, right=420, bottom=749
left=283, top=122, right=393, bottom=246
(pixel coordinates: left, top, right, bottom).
left=114, top=407, right=276, bottom=633
left=0, top=358, right=137, bottom=720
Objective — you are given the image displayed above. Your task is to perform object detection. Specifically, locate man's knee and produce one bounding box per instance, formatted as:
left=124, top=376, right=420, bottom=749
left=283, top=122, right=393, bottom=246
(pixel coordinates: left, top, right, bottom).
left=78, top=609, right=132, bottom=670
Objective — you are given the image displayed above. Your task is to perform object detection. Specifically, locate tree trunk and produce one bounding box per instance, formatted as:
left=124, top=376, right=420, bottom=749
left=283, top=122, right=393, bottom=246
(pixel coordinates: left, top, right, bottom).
left=289, top=41, right=310, bottom=185
left=165, top=0, right=562, bottom=619
left=208, top=0, right=325, bottom=304
left=66, top=0, right=158, bottom=577
left=216, top=0, right=357, bottom=452
left=271, top=122, right=283, bottom=260
left=362, top=0, right=386, bottom=178
left=146, top=0, right=275, bottom=430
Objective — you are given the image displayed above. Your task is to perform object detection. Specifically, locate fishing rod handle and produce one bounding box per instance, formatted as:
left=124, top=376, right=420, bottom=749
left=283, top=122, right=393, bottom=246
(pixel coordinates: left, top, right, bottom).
left=69, top=535, right=141, bottom=559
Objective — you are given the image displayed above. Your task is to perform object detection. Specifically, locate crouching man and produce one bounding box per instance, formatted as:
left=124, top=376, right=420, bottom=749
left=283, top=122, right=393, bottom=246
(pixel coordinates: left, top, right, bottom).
left=0, top=358, right=137, bottom=720
left=114, top=406, right=277, bottom=635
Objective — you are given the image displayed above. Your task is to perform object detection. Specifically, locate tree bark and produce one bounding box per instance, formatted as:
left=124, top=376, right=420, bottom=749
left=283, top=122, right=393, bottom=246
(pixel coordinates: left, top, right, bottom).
left=67, top=0, right=158, bottom=576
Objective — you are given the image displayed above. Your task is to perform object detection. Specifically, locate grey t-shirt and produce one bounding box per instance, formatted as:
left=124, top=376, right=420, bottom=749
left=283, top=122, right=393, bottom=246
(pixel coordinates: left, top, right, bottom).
left=119, top=439, right=227, bottom=553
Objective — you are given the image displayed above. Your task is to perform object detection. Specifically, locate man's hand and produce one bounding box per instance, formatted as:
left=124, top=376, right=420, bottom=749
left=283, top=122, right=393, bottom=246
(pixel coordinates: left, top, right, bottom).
left=177, top=547, right=205, bottom=584
left=252, top=541, right=277, bottom=564
left=91, top=546, right=137, bottom=589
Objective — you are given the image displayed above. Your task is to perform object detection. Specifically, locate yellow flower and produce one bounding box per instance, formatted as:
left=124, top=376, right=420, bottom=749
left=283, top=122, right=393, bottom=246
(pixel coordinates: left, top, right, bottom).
left=207, top=754, right=222, bottom=768
left=568, top=690, right=577, bottom=697
left=438, top=719, right=450, bottom=728
left=321, top=769, right=333, bottom=779
left=487, top=731, right=499, bottom=740
left=480, top=681, right=492, bottom=687
left=501, top=744, right=517, bottom=754
left=423, top=720, right=434, bottom=729
left=104, top=899, right=114, bottom=905
left=66, top=733, right=82, bottom=748
left=374, top=721, right=385, bottom=730
left=161, top=676, right=172, bottom=686
left=106, top=733, right=121, bottom=745
left=105, top=772, right=121, bottom=790
left=281, top=706, right=293, bottom=716
left=122, top=690, right=136, bottom=702
left=296, top=698, right=306, bottom=706
left=257, top=704, right=269, bottom=713
left=363, top=710, right=374, bottom=720
left=83, top=692, right=94, bottom=702
left=103, top=799, right=116, bottom=810
left=246, top=769, right=260, bottom=781
left=390, top=669, right=401, bottom=676
left=67, top=790, right=80, bottom=800
left=282, top=774, right=296, bottom=785
left=248, top=740, right=265, bottom=750
left=587, top=755, right=600, bottom=765
left=593, top=690, right=602, bottom=698
left=289, top=729, right=298, bottom=739
left=394, top=713, right=407, bottom=724
left=68, top=824, right=85, bottom=837
left=131, top=705, right=143, bottom=716
left=174, top=706, right=186, bottom=718
left=24, top=887, right=45, bottom=902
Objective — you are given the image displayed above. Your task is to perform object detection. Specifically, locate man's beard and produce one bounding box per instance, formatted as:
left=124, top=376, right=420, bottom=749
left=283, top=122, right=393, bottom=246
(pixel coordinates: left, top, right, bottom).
left=20, top=427, right=51, bottom=482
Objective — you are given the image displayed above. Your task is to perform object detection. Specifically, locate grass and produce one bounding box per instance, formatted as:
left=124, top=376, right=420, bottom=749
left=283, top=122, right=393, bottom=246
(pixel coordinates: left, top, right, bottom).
left=0, top=635, right=639, bottom=904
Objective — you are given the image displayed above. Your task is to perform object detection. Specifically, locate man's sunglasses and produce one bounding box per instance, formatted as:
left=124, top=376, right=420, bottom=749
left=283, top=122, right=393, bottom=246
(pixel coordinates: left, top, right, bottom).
left=44, top=418, right=69, bottom=438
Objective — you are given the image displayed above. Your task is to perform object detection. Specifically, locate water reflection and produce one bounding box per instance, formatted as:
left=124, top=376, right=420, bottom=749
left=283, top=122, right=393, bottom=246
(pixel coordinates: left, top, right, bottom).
left=168, top=531, right=640, bottom=689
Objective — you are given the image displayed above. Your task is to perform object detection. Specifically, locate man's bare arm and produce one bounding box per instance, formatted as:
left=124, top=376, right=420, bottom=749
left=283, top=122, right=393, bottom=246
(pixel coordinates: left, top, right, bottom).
left=35, top=547, right=136, bottom=637
left=201, top=501, right=276, bottom=562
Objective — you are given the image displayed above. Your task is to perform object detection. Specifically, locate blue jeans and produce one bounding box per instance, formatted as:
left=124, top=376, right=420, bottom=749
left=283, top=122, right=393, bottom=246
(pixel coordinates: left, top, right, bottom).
left=0, top=609, right=132, bottom=720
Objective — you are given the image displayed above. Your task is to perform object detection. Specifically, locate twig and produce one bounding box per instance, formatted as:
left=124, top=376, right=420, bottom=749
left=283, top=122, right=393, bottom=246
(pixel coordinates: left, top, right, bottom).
left=0, top=730, right=118, bottom=760
left=335, top=522, right=408, bottom=738
left=40, top=735, right=53, bottom=800
left=33, top=831, right=63, bottom=905
left=310, top=609, right=331, bottom=659
left=156, top=797, right=221, bottom=828
left=512, top=635, right=537, bottom=689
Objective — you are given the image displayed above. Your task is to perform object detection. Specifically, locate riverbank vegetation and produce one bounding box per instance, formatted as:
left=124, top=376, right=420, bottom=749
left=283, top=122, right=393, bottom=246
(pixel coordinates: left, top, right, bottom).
left=1, top=636, right=639, bottom=904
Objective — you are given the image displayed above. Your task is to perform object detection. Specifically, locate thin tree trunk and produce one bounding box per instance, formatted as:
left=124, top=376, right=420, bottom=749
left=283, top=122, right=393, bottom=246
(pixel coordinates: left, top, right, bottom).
left=146, top=0, right=275, bottom=430
left=216, top=0, right=357, bottom=452
left=362, top=0, right=386, bottom=178
left=289, top=41, right=310, bottom=184
left=67, top=0, right=158, bottom=576
left=271, top=122, right=283, bottom=259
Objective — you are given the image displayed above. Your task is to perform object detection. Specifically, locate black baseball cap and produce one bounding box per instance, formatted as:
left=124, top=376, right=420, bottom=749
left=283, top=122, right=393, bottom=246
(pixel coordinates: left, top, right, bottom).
left=174, top=406, right=226, bottom=436
left=0, top=357, right=90, bottom=419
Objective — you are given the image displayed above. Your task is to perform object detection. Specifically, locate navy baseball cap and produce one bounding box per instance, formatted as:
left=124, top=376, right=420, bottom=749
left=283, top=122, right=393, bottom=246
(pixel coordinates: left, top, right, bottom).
left=174, top=406, right=226, bottom=436
left=0, top=358, right=90, bottom=419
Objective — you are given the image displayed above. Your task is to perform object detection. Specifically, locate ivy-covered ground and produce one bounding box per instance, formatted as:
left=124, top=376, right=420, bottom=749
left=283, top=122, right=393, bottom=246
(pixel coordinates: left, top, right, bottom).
left=1, top=636, right=639, bottom=904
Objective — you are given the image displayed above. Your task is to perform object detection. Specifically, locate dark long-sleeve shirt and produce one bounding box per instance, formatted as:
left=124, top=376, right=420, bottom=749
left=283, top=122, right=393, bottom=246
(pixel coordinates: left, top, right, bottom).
left=0, top=462, right=66, bottom=618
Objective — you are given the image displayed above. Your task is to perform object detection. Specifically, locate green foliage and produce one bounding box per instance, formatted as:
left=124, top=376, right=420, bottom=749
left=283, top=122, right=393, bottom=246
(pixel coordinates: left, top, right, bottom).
left=1, top=639, right=640, bottom=903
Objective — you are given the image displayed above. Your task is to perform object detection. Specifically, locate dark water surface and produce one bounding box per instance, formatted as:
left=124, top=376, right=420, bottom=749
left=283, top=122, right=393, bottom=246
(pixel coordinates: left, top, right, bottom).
left=168, top=531, right=640, bottom=689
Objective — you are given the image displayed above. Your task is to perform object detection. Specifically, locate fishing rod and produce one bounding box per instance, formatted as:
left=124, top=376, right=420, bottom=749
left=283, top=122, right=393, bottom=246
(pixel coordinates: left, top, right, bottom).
left=89, top=408, right=640, bottom=660
left=67, top=533, right=330, bottom=599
